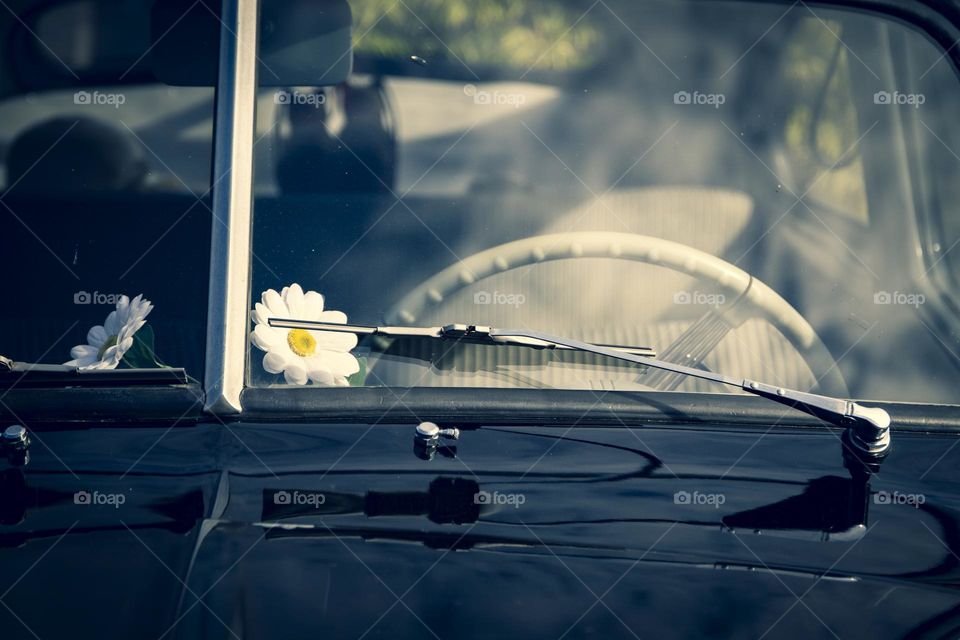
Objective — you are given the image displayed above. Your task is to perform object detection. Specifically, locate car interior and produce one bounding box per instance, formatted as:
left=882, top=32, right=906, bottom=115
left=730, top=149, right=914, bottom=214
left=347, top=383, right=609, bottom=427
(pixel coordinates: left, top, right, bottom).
left=0, top=0, right=958, bottom=403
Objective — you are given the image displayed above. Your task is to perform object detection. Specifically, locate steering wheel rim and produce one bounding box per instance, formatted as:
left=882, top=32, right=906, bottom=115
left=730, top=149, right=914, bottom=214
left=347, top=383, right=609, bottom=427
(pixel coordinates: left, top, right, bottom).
left=386, top=231, right=848, bottom=396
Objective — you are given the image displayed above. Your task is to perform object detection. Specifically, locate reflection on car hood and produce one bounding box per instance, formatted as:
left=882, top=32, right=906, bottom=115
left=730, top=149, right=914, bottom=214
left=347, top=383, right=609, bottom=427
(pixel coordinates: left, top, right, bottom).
left=1, top=420, right=959, bottom=639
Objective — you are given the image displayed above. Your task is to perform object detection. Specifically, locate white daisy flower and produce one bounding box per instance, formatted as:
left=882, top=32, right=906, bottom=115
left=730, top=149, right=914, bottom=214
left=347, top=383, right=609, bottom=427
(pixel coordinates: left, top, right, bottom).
left=250, top=284, right=359, bottom=386
left=65, top=294, right=153, bottom=370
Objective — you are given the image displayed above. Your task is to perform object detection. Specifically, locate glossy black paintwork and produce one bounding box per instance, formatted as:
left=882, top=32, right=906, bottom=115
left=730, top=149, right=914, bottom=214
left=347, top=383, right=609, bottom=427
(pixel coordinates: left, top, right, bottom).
left=2, top=419, right=959, bottom=639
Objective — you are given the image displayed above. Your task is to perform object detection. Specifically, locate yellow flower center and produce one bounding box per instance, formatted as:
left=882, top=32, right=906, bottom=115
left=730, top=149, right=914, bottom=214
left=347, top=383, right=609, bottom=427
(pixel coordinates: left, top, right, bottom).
left=287, top=329, right=317, bottom=357
left=97, top=335, right=118, bottom=360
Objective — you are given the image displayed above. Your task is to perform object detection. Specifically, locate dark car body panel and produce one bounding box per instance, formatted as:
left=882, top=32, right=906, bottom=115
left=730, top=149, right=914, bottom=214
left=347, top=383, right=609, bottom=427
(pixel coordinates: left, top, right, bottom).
left=3, top=418, right=960, bottom=638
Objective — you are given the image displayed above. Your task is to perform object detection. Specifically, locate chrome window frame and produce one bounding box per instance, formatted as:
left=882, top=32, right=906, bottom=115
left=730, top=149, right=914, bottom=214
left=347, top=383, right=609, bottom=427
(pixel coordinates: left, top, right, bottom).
left=204, top=0, right=259, bottom=414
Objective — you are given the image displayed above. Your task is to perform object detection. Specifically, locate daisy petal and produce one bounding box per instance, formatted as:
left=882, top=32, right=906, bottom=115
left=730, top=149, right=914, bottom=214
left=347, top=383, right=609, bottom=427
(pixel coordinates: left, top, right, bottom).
left=322, top=350, right=360, bottom=377
left=252, top=302, right=272, bottom=325
left=252, top=324, right=285, bottom=351
left=318, top=310, right=348, bottom=324
left=306, top=364, right=335, bottom=386
left=118, top=320, right=145, bottom=343
left=303, top=291, right=324, bottom=317
left=104, top=310, right=120, bottom=335
left=283, top=362, right=308, bottom=385
left=284, top=283, right=305, bottom=318
left=100, top=344, right=119, bottom=361
left=70, top=344, right=98, bottom=360
left=129, top=295, right=152, bottom=323
left=262, top=289, right=289, bottom=317
left=263, top=350, right=288, bottom=375
left=313, top=330, right=357, bottom=352
left=65, top=348, right=98, bottom=368
left=86, top=325, right=108, bottom=347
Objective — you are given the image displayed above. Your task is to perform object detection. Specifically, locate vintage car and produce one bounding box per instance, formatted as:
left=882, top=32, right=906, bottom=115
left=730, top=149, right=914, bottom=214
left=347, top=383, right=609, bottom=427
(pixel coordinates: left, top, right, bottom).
left=1, top=0, right=960, bottom=637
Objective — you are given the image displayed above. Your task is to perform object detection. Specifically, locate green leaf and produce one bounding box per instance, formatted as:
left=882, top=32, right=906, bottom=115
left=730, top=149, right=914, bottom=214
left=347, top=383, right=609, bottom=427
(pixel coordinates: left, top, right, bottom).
left=121, top=324, right=162, bottom=369
left=347, top=357, right=367, bottom=387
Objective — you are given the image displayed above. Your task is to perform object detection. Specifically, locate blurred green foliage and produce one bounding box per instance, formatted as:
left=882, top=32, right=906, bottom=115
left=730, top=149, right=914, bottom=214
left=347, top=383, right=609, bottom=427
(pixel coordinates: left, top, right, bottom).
left=783, top=19, right=868, bottom=221
left=351, top=0, right=602, bottom=71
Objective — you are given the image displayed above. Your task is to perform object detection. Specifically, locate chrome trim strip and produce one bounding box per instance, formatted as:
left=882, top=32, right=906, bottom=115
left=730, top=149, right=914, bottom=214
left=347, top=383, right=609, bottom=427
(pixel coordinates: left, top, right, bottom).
left=204, top=0, right=259, bottom=414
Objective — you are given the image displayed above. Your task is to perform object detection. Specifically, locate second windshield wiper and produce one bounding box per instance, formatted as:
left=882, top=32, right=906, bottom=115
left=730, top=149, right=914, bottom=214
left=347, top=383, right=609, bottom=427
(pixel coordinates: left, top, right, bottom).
left=0, top=356, right=190, bottom=387
left=267, top=320, right=891, bottom=457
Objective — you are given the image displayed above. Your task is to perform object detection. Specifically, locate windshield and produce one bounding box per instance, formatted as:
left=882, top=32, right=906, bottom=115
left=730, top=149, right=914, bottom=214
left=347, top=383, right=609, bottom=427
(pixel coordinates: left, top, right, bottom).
left=246, top=0, right=960, bottom=402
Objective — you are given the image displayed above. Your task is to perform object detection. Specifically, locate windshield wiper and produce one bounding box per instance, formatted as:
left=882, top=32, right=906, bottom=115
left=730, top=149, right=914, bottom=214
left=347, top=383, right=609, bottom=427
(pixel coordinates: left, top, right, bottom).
left=269, top=319, right=656, bottom=357
left=268, top=320, right=891, bottom=457
left=0, top=355, right=190, bottom=387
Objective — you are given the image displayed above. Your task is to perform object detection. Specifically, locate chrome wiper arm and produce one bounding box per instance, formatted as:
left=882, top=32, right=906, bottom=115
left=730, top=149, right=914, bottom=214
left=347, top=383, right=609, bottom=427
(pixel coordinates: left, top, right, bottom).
left=268, top=319, right=656, bottom=357
left=491, top=328, right=890, bottom=457
left=267, top=320, right=890, bottom=456
left=0, top=356, right=190, bottom=387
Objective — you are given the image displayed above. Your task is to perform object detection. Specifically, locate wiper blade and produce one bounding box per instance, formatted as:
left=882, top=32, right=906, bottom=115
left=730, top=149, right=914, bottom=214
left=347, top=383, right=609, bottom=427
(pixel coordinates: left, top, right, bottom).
left=0, top=356, right=189, bottom=388
left=494, top=328, right=891, bottom=456
left=269, top=319, right=656, bottom=357
left=269, top=321, right=890, bottom=456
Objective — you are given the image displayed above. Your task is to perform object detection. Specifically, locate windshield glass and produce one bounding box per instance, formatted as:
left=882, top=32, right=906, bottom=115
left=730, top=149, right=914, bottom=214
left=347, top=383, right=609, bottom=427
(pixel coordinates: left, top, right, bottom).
left=0, top=0, right=217, bottom=379
left=248, top=0, right=960, bottom=403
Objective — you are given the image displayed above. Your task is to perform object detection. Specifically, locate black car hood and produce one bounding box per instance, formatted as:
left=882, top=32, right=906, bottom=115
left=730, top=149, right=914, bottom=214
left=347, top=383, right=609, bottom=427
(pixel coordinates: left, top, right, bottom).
left=2, top=420, right=960, bottom=639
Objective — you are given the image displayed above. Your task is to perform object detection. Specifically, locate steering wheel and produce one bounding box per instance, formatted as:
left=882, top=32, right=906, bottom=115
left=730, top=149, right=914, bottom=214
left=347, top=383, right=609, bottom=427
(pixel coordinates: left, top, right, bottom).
left=386, top=232, right=848, bottom=396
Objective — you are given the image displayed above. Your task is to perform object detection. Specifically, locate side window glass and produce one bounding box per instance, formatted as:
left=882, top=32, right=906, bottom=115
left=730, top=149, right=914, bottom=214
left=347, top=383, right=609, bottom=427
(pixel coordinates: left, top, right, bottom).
left=0, top=0, right=219, bottom=377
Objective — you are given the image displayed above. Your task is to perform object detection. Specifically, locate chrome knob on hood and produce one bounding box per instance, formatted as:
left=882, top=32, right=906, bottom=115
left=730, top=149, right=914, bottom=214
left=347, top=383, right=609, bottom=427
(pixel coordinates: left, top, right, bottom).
left=2, top=425, right=28, bottom=450
left=414, top=422, right=460, bottom=460
left=416, top=422, right=460, bottom=441
left=2, top=425, right=30, bottom=466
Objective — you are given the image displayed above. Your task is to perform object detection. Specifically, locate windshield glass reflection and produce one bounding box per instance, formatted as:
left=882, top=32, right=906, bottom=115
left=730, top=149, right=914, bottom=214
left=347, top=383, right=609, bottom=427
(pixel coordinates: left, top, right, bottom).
left=248, top=0, right=960, bottom=403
